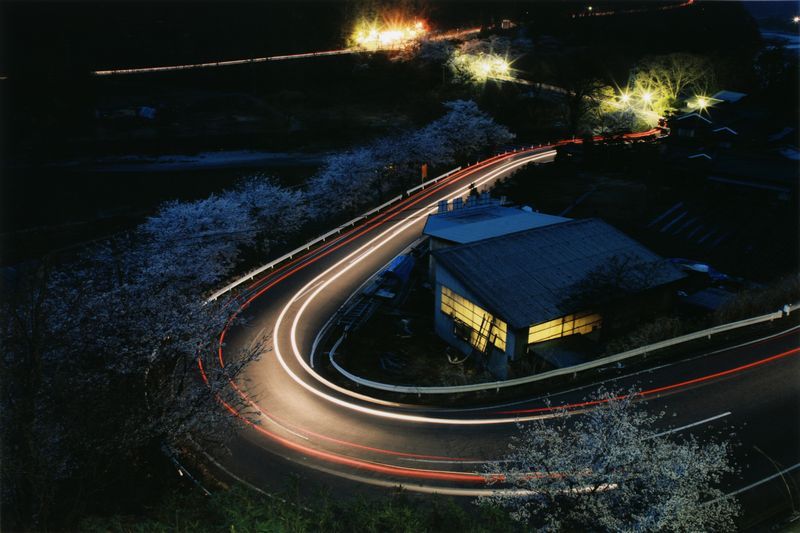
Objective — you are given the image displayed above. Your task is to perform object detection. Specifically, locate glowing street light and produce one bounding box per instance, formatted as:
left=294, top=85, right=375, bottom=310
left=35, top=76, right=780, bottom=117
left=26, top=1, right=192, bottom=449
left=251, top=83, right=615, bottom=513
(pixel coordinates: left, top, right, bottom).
left=696, top=96, right=709, bottom=110
left=619, top=91, right=631, bottom=104
left=352, top=18, right=428, bottom=50
left=641, top=91, right=653, bottom=104
left=454, top=52, right=512, bottom=82
left=793, top=16, right=800, bottom=23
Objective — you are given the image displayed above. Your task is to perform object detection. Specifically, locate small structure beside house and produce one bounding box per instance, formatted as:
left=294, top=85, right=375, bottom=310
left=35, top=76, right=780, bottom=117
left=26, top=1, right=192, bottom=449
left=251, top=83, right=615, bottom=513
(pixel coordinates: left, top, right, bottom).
left=427, top=215, right=686, bottom=377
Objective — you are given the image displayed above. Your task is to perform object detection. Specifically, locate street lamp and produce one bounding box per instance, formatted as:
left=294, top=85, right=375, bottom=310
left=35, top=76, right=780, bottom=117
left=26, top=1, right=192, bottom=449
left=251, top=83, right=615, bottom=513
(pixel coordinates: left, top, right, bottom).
left=793, top=16, right=800, bottom=23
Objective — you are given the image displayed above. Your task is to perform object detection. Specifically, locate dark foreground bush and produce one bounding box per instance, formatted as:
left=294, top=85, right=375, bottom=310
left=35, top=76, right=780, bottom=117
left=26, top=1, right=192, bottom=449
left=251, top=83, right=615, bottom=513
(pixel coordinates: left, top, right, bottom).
left=79, top=484, right=523, bottom=533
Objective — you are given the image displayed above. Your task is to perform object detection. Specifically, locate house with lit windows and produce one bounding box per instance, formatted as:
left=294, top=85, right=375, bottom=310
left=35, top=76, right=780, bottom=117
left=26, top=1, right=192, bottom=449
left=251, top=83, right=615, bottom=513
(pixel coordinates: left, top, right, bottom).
left=427, top=214, right=686, bottom=377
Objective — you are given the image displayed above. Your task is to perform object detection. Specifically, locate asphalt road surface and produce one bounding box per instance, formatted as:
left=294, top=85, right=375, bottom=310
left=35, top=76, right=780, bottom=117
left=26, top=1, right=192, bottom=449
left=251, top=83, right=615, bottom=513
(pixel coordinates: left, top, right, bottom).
left=204, top=141, right=800, bottom=526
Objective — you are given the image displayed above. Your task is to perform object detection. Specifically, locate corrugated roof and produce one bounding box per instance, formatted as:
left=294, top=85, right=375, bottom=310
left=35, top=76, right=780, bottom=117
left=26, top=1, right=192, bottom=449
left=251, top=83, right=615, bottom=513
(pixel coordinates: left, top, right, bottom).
left=423, top=204, right=568, bottom=244
left=433, top=219, right=685, bottom=329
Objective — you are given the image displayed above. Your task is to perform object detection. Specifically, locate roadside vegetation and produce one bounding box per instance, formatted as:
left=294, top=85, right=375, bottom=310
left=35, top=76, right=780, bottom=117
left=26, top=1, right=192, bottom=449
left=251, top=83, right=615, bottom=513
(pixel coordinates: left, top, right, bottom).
left=79, top=486, right=523, bottom=533
left=0, top=101, right=510, bottom=532
left=78, top=389, right=741, bottom=533
left=480, top=389, right=740, bottom=531
left=1, top=1, right=792, bottom=530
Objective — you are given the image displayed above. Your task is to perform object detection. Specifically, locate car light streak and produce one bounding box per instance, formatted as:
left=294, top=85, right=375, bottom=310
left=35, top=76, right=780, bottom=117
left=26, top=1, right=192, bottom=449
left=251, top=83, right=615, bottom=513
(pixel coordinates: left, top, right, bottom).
left=92, top=25, right=473, bottom=77
left=201, top=129, right=783, bottom=487
left=228, top=152, right=512, bottom=309
left=93, top=49, right=357, bottom=76
left=197, top=374, right=488, bottom=482
left=229, top=372, right=479, bottom=462
left=202, top=358, right=598, bottom=488
left=226, top=132, right=656, bottom=310
left=499, top=347, right=800, bottom=414
left=216, top=155, right=525, bottom=412
left=277, top=153, right=559, bottom=421
left=230, top=156, right=568, bottom=425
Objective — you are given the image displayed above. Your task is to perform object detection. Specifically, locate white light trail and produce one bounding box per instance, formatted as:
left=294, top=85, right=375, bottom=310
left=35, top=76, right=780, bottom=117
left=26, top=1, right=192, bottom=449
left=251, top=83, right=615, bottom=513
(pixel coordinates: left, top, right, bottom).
left=263, top=151, right=561, bottom=426
left=92, top=49, right=356, bottom=76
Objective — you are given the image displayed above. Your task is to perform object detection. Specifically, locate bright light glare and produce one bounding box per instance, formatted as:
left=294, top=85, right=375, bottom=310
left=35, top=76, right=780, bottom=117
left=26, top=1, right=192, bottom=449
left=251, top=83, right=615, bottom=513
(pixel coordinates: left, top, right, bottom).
left=641, top=91, right=653, bottom=103
left=352, top=19, right=428, bottom=50
left=455, top=52, right=511, bottom=82
left=620, top=92, right=631, bottom=104
left=696, top=96, right=708, bottom=109
left=793, top=16, right=800, bottom=23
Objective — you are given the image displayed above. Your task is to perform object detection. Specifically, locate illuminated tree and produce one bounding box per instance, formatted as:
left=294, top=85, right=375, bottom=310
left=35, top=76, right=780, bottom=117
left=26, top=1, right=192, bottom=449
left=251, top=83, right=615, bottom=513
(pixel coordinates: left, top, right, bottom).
left=414, top=100, right=514, bottom=162
left=1, top=176, right=302, bottom=529
left=308, top=100, right=513, bottom=217
left=448, top=37, right=515, bottom=84
left=594, top=85, right=652, bottom=133
left=630, top=53, right=715, bottom=109
left=478, top=389, right=739, bottom=531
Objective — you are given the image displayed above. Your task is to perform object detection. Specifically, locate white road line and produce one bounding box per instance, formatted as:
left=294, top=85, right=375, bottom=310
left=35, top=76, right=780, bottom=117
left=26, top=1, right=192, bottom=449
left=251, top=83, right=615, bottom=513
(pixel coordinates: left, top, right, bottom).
left=710, top=462, right=800, bottom=502
left=398, top=458, right=511, bottom=465
left=261, top=413, right=310, bottom=441
left=397, top=413, right=733, bottom=464
left=647, top=411, right=731, bottom=439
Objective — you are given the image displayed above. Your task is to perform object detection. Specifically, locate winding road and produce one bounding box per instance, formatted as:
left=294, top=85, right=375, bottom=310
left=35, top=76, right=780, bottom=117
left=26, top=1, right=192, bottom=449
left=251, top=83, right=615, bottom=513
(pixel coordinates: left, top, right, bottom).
left=203, top=138, right=800, bottom=524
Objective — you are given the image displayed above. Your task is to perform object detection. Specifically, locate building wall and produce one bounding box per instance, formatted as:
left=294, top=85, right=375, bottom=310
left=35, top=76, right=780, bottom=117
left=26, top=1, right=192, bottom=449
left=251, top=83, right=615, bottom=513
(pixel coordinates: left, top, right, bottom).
left=433, top=260, right=608, bottom=368
left=427, top=236, right=456, bottom=282
left=433, top=262, right=520, bottom=377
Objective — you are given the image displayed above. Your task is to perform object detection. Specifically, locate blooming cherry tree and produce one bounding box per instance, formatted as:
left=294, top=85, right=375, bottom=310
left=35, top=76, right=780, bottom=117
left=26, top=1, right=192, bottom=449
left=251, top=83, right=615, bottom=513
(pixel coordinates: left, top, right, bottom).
left=479, top=389, right=739, bottom=531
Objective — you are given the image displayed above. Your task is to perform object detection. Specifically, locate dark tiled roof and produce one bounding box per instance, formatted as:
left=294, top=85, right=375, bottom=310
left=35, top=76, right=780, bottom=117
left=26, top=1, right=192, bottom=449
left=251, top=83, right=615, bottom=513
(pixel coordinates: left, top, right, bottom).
left=433, top=219, right=685, bottom=329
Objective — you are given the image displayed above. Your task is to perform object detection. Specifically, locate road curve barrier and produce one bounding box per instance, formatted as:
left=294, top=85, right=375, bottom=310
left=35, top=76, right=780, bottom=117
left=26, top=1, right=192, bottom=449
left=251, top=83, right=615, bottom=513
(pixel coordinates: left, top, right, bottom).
left=206, top=130, right=661, bottom=303
left=327, top=304, right=799, bottom=395
left=205, top=166, right=463, bottom=302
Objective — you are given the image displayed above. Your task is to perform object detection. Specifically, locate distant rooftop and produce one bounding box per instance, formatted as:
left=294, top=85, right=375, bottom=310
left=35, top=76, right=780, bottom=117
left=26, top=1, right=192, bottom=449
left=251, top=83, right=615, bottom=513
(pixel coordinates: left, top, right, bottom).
left=711, top=90, right=747, bottom=104
left=433, top=219, right=686, bottom=329
left=423, top=198, right=569, bottom=245
left=675, top=112, right=712, bottom=124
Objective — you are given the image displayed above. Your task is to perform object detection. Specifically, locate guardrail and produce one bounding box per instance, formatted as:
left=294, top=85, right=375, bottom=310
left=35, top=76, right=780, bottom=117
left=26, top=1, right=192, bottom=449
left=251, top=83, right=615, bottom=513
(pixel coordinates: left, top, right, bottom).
left=328, top=304, right=798, bottom=395
left=206, top=131, right=663, bottom=303
left=206, top=165, right=463, bottom=302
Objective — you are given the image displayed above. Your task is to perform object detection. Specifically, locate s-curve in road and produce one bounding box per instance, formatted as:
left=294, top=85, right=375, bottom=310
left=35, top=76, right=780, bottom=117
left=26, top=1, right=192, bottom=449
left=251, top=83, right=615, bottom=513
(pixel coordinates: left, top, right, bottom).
left=203, top=135, right=800, bottom=511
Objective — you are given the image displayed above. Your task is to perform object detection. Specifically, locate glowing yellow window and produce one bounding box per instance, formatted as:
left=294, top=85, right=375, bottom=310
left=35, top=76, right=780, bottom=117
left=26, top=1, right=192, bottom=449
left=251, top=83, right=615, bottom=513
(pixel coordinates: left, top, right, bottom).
left=528, top=312, right=602, bottom=345
left=440, top=285, right=506, bottom=351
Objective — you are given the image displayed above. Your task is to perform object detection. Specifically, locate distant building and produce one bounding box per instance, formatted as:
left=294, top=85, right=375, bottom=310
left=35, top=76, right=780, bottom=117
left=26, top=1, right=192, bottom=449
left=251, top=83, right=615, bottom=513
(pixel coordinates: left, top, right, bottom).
left=428, top=216, right=686, bottom=377
left=671, top=89, right=749, bottom=144
left=666, top=88, right=799, bottom=198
